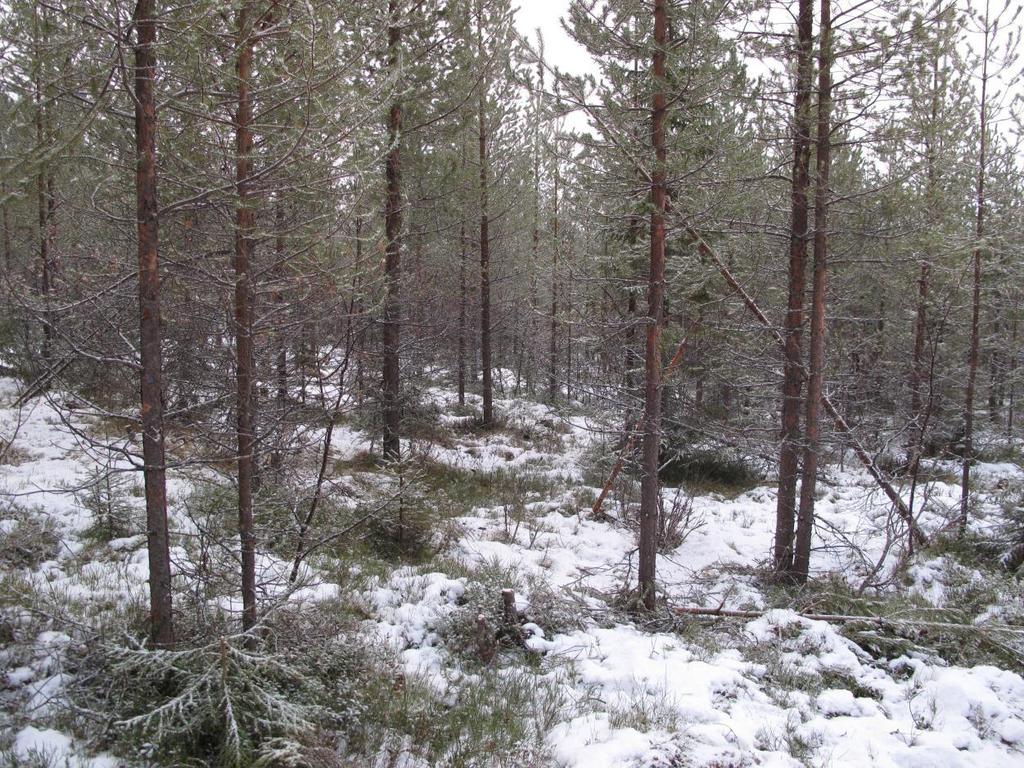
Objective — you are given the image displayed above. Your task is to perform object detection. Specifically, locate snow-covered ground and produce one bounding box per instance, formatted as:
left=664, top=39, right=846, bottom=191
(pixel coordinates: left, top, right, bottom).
left=3, top=374, right=1024, bottom=766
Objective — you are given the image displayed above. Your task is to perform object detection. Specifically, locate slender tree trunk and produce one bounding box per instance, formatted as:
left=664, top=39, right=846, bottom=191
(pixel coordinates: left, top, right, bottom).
left=34, top=4, right=52, bottom=361
left=638, top=0, right=668, bottom=611
left=270, top=199, right=287, bottom=473
left=908, top=57, right=942, bottom=474
left=233, top=1, right=258, bottom=639
left=565, top=250, right=573, bottom=403
left=548, top=152, right=559, bottom=403
left=908, top=260, right=930, bottom=460
left=458, top=130, right=469, bottom=406
left=988, top=319, right=1002, bottom=425
left=458, top=221, right=467, bottom=406
left=773, top=0, right=814, bottom=577
left=382, top=0, right=403, bottom=459
left=961, top=8, right=989, bottom=537
left=478, top=7, right=494, bottom=426
left=793, top=0, right=831, bottom=583
left=134, top=0, right=173, bottom=649
left=2, top=181, right=10, bottom=272
left=1008, top=301, right=1018, bottom=438
left=624, top=291, right=638, bottom=391
left=529, top=49, right=544, bottom=396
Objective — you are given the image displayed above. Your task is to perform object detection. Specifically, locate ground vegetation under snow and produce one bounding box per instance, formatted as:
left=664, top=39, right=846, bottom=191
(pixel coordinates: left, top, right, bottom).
left=2, top=375, right=1024, bottom=767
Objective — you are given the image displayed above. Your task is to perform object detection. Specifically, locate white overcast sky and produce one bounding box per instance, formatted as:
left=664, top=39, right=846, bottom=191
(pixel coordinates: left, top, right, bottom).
left=511, top=0, right=1021, bottom=144
left=514, top=0, right=596, bottom=75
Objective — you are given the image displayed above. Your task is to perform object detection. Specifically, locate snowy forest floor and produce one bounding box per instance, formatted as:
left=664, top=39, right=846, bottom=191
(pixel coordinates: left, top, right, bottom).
left=3, top=373, right=1024, bottom=767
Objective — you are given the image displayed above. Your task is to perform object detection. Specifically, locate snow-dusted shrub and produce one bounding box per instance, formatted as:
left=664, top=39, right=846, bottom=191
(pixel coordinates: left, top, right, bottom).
left=0, top=504, right=60, bottom=569
left=0, top=744, right=66, bottom=768
left=361, top=477, right=446, bottom=564
left=348, top=666, right=563, bottom=767
left=754, top=713, right=822, bottom=764
left=76, top=466, right=137, bottom=543
left=440, top=560, right=586, bottom=662
left=440, top=561, right=525, bottom=662
left=657, top=487, right=706, bottom=552
left=658, top=447, right=762, bottom=493
left=520, top=573, right=589, bottom=636
left=78, top=608, right=383, bottom=768
left=997, top=489, right=1024, bottom=572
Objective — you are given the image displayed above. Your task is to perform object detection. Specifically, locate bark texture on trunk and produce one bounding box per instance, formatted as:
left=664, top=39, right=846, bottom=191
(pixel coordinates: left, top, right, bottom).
left=270, top=199, right=287, bottom=473
left=793, top=0, right=831, bottom=582
left=961, top=8, right=989, bottom=536
left=34, top=4, right=53, bottom=360
left=2, top=181, right=10, bottom=271
left=134, top=0, right=174, bottom=649
left=458, top=219, right=467, bottom=406
left=382, top=0, right=403, bottom=459
left=548, top=155, right=559, bottom=403
left=478, top=7, right=494, bottom=426
left=234, top=1, right=258, bottom=638
left=774, top=0, right=815, bottom=577
left=638, top=0, right=668, bottom=610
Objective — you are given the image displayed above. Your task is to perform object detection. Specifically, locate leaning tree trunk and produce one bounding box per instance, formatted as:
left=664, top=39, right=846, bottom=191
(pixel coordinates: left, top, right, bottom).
left=233, top=1, right=258, bottom=639
left=793, top=0, right=831, bottom=583
left=134, top=0, right=174, bottom=649
left=638, top=0, right=668, bottom=611
left=774, top=0, right=815, bottom=578
left=382, top=0, right=403, bottom=459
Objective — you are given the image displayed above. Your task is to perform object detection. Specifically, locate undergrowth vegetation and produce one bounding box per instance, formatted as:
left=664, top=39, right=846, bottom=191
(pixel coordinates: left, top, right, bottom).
left=3, top=373, right=1024, bottom=768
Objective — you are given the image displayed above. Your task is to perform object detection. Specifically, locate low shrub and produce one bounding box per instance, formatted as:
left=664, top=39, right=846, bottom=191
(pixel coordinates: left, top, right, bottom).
left=659, top=448, right=762, bottom=493
left=74, top=605, right=386, bottom=768
left=0, top=504, right=61, bottom=569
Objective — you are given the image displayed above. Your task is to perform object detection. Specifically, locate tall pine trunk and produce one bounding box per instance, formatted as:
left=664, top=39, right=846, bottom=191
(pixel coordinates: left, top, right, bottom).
left=961, top=7, right=989, bottom=536
left=382, top=0, right=403, bottom=459
left=478, top=6, right=494, bottom=426
left=34, top=4, right=53, bottom=361
left=638, top=0, right=668, bottom=611
left=529, top=50, right=544, bottom=396
left=1009, top=300, right=1018, bottom=438
left=233, top=1, right=258, bottom=639
left=908, top=55, right=941, bottom=476
left=793, top=0, right=831, bottom=583
left=134, top=0, right=173, bottom=649
left=458, top=220, right=468, bottom=406
left=548, top=154, right=559, bottom=403
left=270, top=199, right=287, bottom=473
left=2, top=181, right=10, bottom=271
left=773, top=0, right=814, bottom=577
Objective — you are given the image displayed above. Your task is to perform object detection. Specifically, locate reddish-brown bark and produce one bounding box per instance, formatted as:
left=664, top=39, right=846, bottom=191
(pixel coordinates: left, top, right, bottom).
left=233, top=1, right=258, bottom=638
left=134, top=0, right=174, bottom=649
left=774, top=0, right=815, bottom=577
left=794, top=0, right=832, bottom=582
left=478, top=6, right=494, bottom=426
left=382, top=0, right=403, bottom=459
left=638, top=0, right=668, bottom=610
